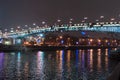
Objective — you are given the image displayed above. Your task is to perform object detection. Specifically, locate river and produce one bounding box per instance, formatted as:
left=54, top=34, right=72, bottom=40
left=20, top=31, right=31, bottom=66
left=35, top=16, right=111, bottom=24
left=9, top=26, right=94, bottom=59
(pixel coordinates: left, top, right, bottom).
left=0, top=48, right=119, bottom=80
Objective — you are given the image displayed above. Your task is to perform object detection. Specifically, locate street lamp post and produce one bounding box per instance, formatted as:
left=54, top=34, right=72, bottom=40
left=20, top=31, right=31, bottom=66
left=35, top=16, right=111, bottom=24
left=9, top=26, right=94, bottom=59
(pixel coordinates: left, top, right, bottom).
left=57, top=19, right=61, bottom=27
left=69, top=18, right=73, bottom=26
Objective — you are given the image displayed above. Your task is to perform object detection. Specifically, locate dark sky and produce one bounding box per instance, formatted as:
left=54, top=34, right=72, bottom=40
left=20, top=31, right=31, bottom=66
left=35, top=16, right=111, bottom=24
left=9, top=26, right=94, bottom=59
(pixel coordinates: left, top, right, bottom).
left=0, top=0, right=120, bottom=29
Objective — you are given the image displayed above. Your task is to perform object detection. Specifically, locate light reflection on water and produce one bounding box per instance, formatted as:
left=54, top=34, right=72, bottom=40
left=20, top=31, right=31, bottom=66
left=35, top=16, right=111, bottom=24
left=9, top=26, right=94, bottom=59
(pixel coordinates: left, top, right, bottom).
left=0, top=48, right=119, bottom=80
left=0, top=53, right=4, bottom=78
left=17, top=52, right=21, bottom=77
left=105, top=49, right=108, bottom=71
left=67, top=50, right=71, bottom=72
left=97, top=49, right=101, bottom=72
left=36, top=51, right=44, bottom=79
left=89, top=49, right=93, bottom=72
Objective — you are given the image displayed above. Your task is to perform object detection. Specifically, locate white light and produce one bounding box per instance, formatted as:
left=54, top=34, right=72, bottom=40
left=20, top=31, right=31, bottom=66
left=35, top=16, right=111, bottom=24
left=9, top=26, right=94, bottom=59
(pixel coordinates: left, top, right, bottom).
left=111, top=18, right=115, bottom=21
left=100, top=16, right=104, bottom=18
left=42, top=21, right=45, bottom=24
left=17, top=26, right=20, bottom=29
left=10, top=30, right=13, bottom=32
left=70, top=18, right=73, bottom=21
left=33, top=23, right=36, bottom=26
left=40, top=34, right=43, bottom=37
left=5, top=29, right=7, bottom=31
left=82, top=20, right=85, bottom=23
left=96, top=19, right=99, bottom=22
left=25, top=25, right=28, bottom=27
left=84, top=17, right=88, bottom=19
left=57, top=19, right=61, bottom=22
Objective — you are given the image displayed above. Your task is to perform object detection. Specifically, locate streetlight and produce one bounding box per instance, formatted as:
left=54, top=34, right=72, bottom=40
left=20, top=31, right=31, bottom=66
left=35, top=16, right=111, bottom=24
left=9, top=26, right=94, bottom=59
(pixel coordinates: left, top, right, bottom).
left=57, top=19, right=61, bottom=22
left=100, top=16, right=104, bottom=19
left=96, top=19, right=99, bottom=22
left=17, top=26, right=20, bottom=29
left=99, top=16, right=104, bottom=22
left=69, top=21, right=72, bottom=26
left=10, top=28, right=14, bottom=33
left=70, top=18, right=73, bottom=21
left=69, top=18, right=73, bottom=26
left=82, top=20, right=85, bottom=23
left=57, top=19, right=61, bottom=26
left=42, top=21, right=45, bottom=25
left=4, top=29, right=8, bottom=32
left=24, top=25, right=28, bottom=29
left=84, top=17, right=88, bottom=20
left=111, top=18, right=115, bottom=21
left=33, top=23, right=36, bottom=26
left=16, top=26, right=21, bottom=32
left=83, top=17, right=88, bottom=23
left=25, top=25, right=28, bottom=27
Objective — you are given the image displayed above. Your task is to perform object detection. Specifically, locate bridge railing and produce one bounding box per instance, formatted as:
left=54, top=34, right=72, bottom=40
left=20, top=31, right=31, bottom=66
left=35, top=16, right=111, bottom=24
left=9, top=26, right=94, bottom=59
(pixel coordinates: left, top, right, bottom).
left=5, top=23, right=120, bottom=38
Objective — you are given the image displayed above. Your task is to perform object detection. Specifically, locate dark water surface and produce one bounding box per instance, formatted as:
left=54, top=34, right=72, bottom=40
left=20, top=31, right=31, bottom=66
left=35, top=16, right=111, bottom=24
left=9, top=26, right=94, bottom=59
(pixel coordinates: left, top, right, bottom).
left=0, top=48, right=119, bottom=80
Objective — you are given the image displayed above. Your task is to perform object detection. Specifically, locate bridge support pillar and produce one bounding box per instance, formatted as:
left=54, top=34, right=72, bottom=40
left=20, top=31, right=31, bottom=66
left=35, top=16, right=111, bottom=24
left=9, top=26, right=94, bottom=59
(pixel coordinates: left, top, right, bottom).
left=12, top=38, right=22, bottom=45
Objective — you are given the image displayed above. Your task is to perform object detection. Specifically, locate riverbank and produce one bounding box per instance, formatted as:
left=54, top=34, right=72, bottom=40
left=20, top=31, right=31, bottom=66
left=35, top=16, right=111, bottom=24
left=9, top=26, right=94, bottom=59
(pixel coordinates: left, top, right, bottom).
left=0, top=45, right=117, bottom=52
left=24, top=45, right=117, bottom=51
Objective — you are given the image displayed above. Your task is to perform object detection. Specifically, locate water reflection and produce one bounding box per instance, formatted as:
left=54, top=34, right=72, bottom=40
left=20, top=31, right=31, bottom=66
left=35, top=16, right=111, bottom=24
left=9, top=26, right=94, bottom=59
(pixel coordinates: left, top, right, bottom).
left=17, top=52, right=21, bottom=77
left=75, top=50, right=79, bottom=68
left=105, top=49, right=108, bottom=71
left=24, top=62, right=29, bottom=79
left=59, top=50, right=64, bottom=79
left=67, top=50, right=71, bottom=72
left=36, top=51, right=44, bottom=78
left=81, top=50, right=85, bottom=71
left=0, top=48, right=119, bottom=80
left=97, top=49, right=101, bottom=72
left=0, top=52, right=4, bottom=78
left=88, top=49, right=93, bottom=72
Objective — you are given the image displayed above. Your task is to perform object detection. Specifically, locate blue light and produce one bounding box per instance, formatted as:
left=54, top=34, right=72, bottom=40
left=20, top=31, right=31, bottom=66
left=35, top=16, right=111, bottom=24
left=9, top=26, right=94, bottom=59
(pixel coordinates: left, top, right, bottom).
left=61, top=50, right=65, bottom=64
left=61, top=40, right=64, bottom=44
left=37, top=51, right=44, bottom=60
left=108, top=43, right=110, bottom=45
left=16, top=39, right=21, bottom=44
left=81, top=31, right=86, bottom=35
left=76, top=42, right=79, bottom=44
left=17, top=52, right=21, bottom=62
left=0, top=38, right=3, bottom=43
left=40, top=34, right=43, bottom=37
left=37, top=39, right=41, bottom=43
left=75, top=50, right=79, bottom=68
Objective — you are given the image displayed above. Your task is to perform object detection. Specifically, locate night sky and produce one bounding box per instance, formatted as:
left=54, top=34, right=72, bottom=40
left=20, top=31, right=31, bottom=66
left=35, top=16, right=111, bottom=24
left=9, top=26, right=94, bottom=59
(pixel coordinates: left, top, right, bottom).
left=0, top=0, right=120, bottom=29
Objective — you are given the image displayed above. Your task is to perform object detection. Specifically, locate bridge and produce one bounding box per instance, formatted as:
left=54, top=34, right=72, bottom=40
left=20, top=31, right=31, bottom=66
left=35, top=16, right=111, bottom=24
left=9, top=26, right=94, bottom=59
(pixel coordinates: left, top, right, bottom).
left=2, top=22, right=120, bottom=38
left=0, top=22, right=120, bottom=46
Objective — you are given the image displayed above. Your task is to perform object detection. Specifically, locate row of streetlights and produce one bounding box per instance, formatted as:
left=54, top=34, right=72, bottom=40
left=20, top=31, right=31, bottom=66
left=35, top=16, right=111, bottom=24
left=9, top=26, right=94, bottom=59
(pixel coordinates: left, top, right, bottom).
left=23, top=37, right=119, bottom=46
left=3, top=15, right=120, bottom=33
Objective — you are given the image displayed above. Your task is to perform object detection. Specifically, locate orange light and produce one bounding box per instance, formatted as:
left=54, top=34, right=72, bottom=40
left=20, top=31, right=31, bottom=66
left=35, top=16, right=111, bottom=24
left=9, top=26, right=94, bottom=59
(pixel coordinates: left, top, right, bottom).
left=98, top=39, right=101, bottom=42
left=90, top=39, right=93, bottom=42
left=24, top=41, right=30, bottom=45
left=59, top=36, right=62, bottom=39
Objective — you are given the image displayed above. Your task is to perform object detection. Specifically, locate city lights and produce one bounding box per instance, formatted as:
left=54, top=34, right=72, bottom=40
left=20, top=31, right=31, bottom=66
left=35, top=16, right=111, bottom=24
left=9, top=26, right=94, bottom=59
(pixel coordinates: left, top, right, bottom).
left=1, top=0, right=120, bottom=80
left=0, top=19, right=120, bottom=47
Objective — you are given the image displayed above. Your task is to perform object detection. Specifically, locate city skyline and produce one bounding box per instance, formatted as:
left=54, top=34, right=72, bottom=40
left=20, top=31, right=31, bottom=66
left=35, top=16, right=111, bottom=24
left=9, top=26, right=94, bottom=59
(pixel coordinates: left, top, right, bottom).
left=0, top=0, right=120, bottom=28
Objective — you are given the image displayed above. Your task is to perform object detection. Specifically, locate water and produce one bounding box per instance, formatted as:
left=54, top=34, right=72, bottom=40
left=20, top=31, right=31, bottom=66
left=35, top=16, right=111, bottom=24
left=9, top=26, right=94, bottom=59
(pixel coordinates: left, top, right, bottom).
left=0, top=48, right=119, bottom=80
